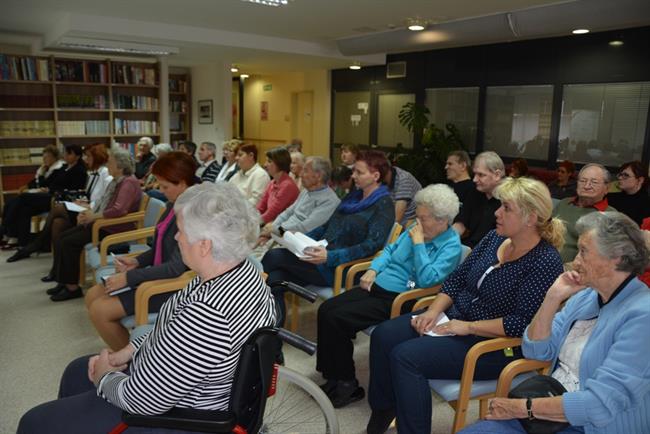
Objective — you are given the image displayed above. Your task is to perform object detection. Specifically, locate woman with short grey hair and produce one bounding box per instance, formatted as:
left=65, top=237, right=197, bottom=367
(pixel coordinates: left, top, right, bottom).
left=461, top=211, right=650, bottom=434
left=18, top=182, right=276, bottom=433
left=315, top=183, right=465, bottom=408
left=110, top=147, right=135, bottom=176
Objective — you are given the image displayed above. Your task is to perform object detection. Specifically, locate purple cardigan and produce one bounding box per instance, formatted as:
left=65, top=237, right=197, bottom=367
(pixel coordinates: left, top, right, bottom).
left=102, top=176, right=143, bottom=234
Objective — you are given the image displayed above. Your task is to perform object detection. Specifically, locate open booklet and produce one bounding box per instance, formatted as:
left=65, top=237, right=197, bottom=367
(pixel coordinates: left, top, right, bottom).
left=100, top=276, right=132, bottom=296
left=411, top=312, right=454, bottom=337
left=63, top=201, right=91, bottom=213
left=271, top=231, right=328, bottom=259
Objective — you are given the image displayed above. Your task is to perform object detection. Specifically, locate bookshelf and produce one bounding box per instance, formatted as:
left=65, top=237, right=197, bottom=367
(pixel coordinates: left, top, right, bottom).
left=0, top=54, right=168, bottom=208
left=169, top=73, right=191, bottom=147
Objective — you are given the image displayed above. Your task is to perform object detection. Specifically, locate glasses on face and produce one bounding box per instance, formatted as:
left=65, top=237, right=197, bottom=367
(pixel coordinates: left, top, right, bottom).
left=617, top=172, right=633, bottom=180
left=577, top=178, right=603, bottom=187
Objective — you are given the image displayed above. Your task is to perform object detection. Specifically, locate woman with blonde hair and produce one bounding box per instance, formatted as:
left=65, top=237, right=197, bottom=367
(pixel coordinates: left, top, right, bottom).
left=367, top=177, right=565, bottom=434
left=215, top=139, right=241, bottom=182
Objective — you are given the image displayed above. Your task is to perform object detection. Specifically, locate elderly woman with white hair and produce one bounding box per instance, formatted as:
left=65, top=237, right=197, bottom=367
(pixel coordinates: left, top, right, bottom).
left=316, top=184, right=464, bottom=408
left=460, top=211, right=650, bottom=434
left=18, top=182, right=276, bottom=433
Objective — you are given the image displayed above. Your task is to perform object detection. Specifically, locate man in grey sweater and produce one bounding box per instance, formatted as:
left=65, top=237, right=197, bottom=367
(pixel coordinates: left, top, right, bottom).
left=257, top=156, right=340, bottom=245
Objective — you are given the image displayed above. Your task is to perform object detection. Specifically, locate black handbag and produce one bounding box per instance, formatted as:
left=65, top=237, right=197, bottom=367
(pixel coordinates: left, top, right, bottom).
left=508, top=375, right=571, bottom=434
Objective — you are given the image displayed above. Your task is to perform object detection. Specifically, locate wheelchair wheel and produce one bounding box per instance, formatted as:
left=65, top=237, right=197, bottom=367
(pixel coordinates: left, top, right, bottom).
left=260, top=365, right=339, bottom=434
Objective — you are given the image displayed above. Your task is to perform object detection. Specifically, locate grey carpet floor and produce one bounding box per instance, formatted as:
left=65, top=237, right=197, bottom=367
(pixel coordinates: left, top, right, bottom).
left=0, top=249, right=478, bottom=434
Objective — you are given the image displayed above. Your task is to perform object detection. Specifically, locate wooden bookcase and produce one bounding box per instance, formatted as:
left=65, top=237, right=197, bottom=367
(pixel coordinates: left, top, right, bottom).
left=168, top=73, right=191, bottom=147
left=0, top=54, right=171, bottom=208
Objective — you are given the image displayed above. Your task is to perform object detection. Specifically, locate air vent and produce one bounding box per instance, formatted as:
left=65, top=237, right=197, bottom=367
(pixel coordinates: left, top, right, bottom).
left=386, top=61, right=406, bottom=79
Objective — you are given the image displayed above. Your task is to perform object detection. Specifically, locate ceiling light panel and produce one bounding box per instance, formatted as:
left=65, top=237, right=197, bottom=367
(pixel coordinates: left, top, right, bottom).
left=241, top=0, right=289, bottom=6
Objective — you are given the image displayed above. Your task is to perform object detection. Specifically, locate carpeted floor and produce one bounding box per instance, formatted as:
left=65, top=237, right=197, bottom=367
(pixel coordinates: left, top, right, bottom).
left=0, top=249, right=478, bottom=434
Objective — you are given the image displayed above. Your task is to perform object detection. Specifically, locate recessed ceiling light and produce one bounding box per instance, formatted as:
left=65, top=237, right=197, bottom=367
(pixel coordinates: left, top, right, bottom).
left=407, top=18, right=426, bottom=32
left=241, top=0, right=288, bottom=6
left=609, top=40, right=624, bottom=46
left=349, top=62, right=361, bottom=70
left=572, top=28, right=589, bottom=35
left=231, top=66, right=239, bottom=73
left=240, top=74, right=249, bottom=79
left=408, top=24, right=425, bottom=31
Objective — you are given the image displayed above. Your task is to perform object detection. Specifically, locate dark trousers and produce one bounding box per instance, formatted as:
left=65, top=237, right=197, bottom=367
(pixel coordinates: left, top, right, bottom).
left=18, top=355, right=197, bottom=434
left=368, top=311, right=522, bottom=434
left=52, top=225, right=92, bottom=285
left=316, top=285, right=398, bottom=381
left=1, top=192, right=52, bottom=245
left=261, top=248, right=328, bottom=325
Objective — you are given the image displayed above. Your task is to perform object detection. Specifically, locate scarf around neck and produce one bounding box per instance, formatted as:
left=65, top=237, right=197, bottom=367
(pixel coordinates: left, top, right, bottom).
left=337, top=184, right=389, bottom=214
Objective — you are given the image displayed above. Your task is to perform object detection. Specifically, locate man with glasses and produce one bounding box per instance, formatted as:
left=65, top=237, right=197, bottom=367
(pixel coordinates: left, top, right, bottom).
left=553, top=163, right=614, bottom=262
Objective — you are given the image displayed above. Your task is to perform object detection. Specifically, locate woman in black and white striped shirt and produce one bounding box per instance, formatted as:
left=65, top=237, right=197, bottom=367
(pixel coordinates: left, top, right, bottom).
left=18, top=182, right=276, bottom=434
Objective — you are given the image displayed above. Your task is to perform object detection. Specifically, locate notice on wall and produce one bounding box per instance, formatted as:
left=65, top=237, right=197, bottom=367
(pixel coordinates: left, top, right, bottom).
left=357, top=102, right=369, bottom=114
left=350, top=114, right=361, bottom=126
left=261, top=101, right=269, bottom=121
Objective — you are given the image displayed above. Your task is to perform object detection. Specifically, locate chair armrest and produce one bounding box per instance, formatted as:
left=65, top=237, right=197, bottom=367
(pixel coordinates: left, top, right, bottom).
left=344, top=261, right=372, bottom=289
left=495, top=359, right=552, bottom=397
left=91, top=211, right=146, bottom=244
left=391, top=285, right=441, bottom=318
left=134, top=271, right=196, bottom=325
left=332, top=257, right=374, bottom=296
left=99, top=227, right=155, bottom=266
left=412, top=295, right=438, bottom=311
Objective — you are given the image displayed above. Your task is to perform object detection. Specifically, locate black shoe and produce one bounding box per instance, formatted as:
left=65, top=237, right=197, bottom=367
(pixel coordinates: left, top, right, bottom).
left=46, top=284, right=65, bottom=295
left=7, top=248, right=31, bottom=263
left=366, top=408, right=396, bottom=434
left=331, top=385, right=365, bottom=409
left=319, top=380, right=338, bottom=398
left=41, top=274, right=55, bottom=282
left=50, top=287, right=83, bottom=301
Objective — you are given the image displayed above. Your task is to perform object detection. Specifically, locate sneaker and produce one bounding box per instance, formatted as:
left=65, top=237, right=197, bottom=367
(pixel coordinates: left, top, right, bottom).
left=50, top=287, right=83, bottom=302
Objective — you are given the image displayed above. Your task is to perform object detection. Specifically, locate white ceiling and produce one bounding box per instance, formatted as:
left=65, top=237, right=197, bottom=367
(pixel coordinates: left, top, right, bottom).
left=0, top=0, right=648, bottom=74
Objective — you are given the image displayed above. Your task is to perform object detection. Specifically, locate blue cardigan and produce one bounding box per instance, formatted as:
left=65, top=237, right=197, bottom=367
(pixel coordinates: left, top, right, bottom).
left=370, top=226, right=462, bottom=293
left=523, top=277, right=650, bottom=434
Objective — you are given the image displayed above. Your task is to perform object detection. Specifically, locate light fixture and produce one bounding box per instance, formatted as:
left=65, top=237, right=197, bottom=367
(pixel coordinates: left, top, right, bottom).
left=52, top=37, right=179, bottom=56
left=231, top=66, right=239, bottom=73
left=407, top=18, right=426, bottom=32
left=241, top=0, right=288, bottom=6
left=609, top=40, right=624, bottom=46
left=349, top=62, right=361, bottom=70
left=572, top=28, right=589, bottom=35
left=240, top=74, right=249, bottom=79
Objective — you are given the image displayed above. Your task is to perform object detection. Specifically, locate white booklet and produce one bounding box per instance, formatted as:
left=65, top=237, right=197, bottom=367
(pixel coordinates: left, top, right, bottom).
left=412, top=312, right=454, bottom=337
left=100, top=276, right=133, bottom=296
left=63, top=201, right=89, bottom=212
left=271, top=232, right=328, bottom=259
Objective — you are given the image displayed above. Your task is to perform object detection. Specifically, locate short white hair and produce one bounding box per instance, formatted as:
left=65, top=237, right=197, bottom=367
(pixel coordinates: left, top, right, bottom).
left=174, top=182, right=260, bottom=263
left=414, top=184, right=460, bottom=224
left=152, top=143, right=173, bottom=157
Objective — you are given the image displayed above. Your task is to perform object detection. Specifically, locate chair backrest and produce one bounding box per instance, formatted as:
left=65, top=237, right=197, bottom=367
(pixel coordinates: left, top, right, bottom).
left=229, top=327, right=281, bottom=433
left=385, top=222, right=402, bottom=246
left=143, top=197, right=166, bottom=228
left=139, top=194, right=150, bottom=212
left=461, top=245, right=472, bottom=262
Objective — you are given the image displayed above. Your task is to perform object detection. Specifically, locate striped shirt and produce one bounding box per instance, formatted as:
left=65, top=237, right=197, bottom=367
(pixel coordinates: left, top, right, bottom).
left=97, top=259, right=276, bottom=414
left=389, top=166, right=422, bottom=226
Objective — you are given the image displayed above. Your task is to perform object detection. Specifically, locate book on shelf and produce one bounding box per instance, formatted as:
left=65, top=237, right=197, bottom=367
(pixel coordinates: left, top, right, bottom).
left=0, top=55, right=50, bottom=81
left=0, top=120, right=55, bottom=136
left=113, top=95, right=159, bottom=110
left=58, top=120, right=110, bottom=136
left=55, top=61, right=85, bottom=82
left=111, top=64, right=157, bottom=86
left=113, top=119, right=159, bottom=135
left=115, top=142, right=137, bottom=156
left=168, top=78, right=188, bottom=93
left=0, top=147, right=49, bottom=165
left=169, top=100, right=187, bottom=113
left=29, top=147, right=43, bottom=164
left=57, top=94, right=107, bottom=109
left=85, top=63, right=107, bottom=83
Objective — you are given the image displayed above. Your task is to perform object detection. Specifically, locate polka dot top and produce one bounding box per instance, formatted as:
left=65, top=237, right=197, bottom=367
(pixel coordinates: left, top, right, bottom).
left=442, top=230, right=563, bottom=337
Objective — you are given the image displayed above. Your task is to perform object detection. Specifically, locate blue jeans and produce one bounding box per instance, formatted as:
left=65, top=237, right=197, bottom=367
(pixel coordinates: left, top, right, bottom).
left=459, top=419, right=584, bottom=433
left=368, top=311, right=522, bottom=434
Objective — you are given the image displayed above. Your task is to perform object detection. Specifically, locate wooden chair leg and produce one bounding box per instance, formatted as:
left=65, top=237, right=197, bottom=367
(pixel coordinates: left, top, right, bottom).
left=451, top=400, right=469, bottom=434
left=479, top=399, right=489, bottom=419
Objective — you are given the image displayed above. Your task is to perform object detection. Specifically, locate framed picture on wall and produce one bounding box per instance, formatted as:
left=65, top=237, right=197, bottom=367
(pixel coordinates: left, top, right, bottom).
left=198, top=100, right=213, bottom=124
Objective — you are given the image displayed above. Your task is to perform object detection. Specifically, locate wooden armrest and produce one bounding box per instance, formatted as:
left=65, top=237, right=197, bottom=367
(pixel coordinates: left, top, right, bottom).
left=92, top=211, right=146, bottom=244
left=99, top=227, right=155, bottom=266
left=412, top=295, right=437, bottom=311
left=496, top=359, right=552, bottom=397
left=391, top=285, right=441, bottom=318
left=134, top=271, right=196, bottom=325
left=344, top=261, right=372, bottom=289
left=331, top=256, right=373, bottom=296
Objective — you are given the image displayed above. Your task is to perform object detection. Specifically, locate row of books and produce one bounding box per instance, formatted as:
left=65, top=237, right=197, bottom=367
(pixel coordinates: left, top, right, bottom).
left=0, top=147, right=44, bottom=165
left=115, top=142, right=137, bottom=157
left=169, top=100, right=187, bottom=113
left=54, top=61, right=108, bottom=83
left=58, top=120, right=110, bottom=136
left=113, top=119, right=159, bottom=135
left=0, top=55, right=50, bottom=81
left=0, top=120, right=55, bottom=137
left=57, top=94, right=108, bottom=109
left=168, top=78, right=188, bottom=93
left=0, top=94, right=53, bottom=109
left=111, top=64, right=157, bottom=86
left=113, top=95, right=159, bottom=110
left=169, top=113, right=186, bottom=132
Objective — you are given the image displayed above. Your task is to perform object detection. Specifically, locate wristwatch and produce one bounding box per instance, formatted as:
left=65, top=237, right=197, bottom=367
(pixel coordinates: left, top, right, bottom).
left=526, top=397, right=535, bottom=420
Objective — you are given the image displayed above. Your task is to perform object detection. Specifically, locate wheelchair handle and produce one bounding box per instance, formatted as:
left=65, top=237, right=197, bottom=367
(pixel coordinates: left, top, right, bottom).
left=270, top=280, right=319, bottom=303
left=277, top=328, right=317, bottom=355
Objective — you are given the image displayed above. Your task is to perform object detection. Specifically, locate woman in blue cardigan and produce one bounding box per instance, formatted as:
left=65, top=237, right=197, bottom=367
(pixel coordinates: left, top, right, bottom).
left=262, top=150, right=395, bottom=325
left=460, top=211, right=650, bottom=434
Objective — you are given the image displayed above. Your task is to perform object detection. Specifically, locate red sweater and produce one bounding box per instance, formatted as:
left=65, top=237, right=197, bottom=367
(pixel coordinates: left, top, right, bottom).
left=256, top=172, right=299, bottom=224
left=640, top=218, right=650, bottom=287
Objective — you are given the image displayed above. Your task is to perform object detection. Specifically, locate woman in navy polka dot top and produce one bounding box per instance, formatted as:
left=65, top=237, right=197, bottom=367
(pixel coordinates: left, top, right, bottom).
left=366, top=177, right=566, bottom=434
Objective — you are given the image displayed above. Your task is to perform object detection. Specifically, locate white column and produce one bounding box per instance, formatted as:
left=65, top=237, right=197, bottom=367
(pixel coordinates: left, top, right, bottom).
left=158, top=56, right=170, bottom=144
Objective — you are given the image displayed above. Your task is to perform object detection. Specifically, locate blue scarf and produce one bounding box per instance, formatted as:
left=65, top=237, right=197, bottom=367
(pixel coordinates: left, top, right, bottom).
left=337, top=184, right=390, bottom=215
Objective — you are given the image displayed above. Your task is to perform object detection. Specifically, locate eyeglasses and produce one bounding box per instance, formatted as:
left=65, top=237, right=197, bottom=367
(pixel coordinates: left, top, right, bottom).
left=616, top=172, right=633, bottom=180
left=577, top=178, right=604, bottom=187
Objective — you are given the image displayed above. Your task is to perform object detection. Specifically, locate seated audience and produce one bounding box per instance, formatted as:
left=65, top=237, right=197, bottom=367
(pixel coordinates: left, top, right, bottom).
left=84, top=152, right=196, bottom=350
left=548, top=160, right=577, bottom=200
left=331, top=165, right=354, bottom=198
left=341, top=143, right=360, bottom=169
left=446, top=150, right=474, bottom=205
left=143, top=143, right=175, bottom=202
left=452, top=151, right=505, bottom=248
left=257, top=147, right=300, bottom=225
left=229, top=143, right=270, bottom=205
left=263, top=150, right=396, bottom=324
left=553, top=163, right=614, bottom=263
left=178, top=140, right=199, bottom=167
left=134, top=137, right=155, bottom=180
left=7, top=144, right=112, bottom=263
left=460, top=211, right=650, bottom=434
left=366, top=177, right=565, bottom=434
left=384, top=161, right=422, bottom=226
left=287, top=138, right=303, bottom=153
left=215, top=139, right=240, bottom=182
left=317, top=184, right=463, bottom=408
left=290, top=151, right=305, bottom=190
left=195, top=141, right=222, bottom=183
left=0, top=144, right=86, bottom=249
left=47, top=148, right=142, bottom=302
left=607, top=160, right=650, bottom=225
left=509, top=158, right=529, bottom=178
left=17, top=182, right=276, bottom=434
